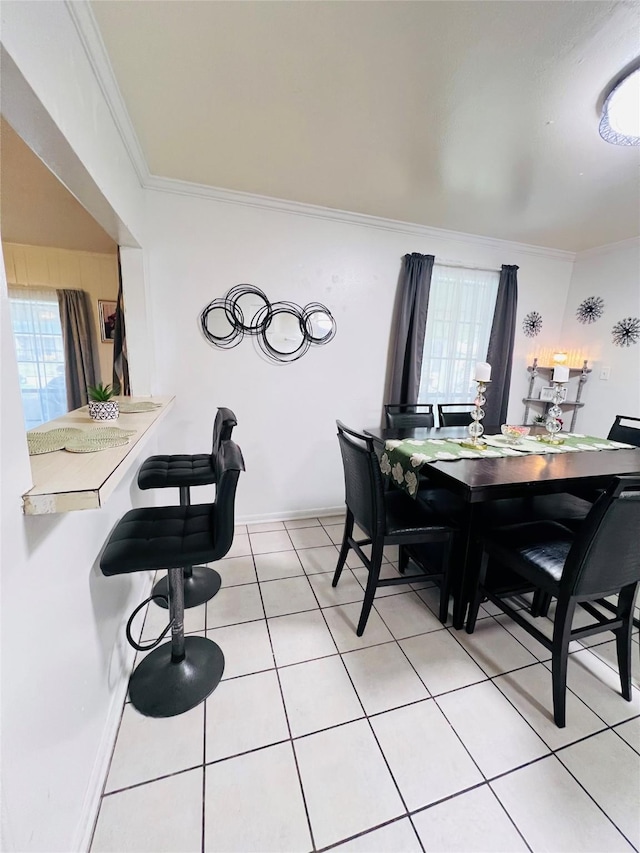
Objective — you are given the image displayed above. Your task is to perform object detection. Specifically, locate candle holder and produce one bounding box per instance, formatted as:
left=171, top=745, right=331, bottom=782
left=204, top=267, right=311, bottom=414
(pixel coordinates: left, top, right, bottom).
left=460, top=380, right=490, bottom=449
left=540, top=381, right=566, bottom=444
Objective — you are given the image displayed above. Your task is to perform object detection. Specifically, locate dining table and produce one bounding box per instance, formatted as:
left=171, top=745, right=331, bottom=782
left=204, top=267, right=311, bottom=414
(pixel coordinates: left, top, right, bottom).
left=365, top=424, right=640, bottom=629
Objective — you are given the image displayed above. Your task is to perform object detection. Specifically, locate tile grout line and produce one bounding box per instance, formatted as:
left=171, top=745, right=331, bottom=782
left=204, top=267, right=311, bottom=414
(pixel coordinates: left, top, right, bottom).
left=256, top=569, right=318, bottom=852
left=95, top=528, right=640, bottom=852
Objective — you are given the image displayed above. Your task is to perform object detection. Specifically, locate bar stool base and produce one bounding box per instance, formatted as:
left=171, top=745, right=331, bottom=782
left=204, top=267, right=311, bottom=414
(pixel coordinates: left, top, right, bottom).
left=129, top=636, right=224, bottom=717
left=152, top=566, right=222, bottom=609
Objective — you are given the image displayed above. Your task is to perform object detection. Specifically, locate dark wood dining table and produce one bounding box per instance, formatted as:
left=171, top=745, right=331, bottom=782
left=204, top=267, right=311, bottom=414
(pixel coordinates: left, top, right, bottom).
left=365, top=425, right=640, bottom=629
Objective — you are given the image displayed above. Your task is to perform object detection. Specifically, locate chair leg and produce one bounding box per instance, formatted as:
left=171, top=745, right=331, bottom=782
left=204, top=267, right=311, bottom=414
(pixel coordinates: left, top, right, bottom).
left=398, top=545, right=408, bottom=574
left=531, top=589, right=552, bottom=618
left=551, top=595, right=577, bottom=728
left=438, top=536, right=454, bottom=624
left=357, top=542, right=384, bottom=636
left=466, top=551, right=489, bottom=633
left=128, top=567, right=225, bottom=717
left=333, top=511, right=354, bottom=588
left=615, top=584, right=637, bottom=702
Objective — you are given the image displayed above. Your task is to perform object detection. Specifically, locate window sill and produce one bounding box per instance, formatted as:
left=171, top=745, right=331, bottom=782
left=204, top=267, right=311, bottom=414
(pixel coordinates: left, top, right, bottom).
left=22, top=396, right=175, bottom=515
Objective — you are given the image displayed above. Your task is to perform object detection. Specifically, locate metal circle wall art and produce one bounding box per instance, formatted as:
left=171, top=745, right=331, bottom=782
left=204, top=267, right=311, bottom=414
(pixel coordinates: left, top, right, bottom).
left=612, top=317, right=640, bottom=347
left=522, top=311, right=542, bottom=338
left=576, top=296, right=604, bottom=324
left=200, top=284, right=337, bottom=363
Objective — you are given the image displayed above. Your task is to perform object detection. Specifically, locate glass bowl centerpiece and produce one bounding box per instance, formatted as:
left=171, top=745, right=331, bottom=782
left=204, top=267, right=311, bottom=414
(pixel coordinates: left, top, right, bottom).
left=500, top=425, right=530, bottom=444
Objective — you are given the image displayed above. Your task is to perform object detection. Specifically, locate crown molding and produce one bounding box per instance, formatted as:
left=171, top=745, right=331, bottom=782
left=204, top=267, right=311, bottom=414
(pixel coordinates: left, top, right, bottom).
left=65, top=0, right=149, bottom=186
left=145, top=174, right=576, bottom=262
left=575, top=235, right=640, bottom=259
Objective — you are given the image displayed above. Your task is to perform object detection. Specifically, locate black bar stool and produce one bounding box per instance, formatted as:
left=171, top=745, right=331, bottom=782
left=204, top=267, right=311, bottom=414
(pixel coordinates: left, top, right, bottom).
left=137, top=407, right=237, bottom=609
left=100, top=439, right=245, bottom=717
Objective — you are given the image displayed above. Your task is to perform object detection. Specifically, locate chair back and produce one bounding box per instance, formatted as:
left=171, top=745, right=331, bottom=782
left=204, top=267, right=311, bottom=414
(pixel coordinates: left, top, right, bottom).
left=209, top=438, right=245, bottom=561
left=563, top=476, right=640, bottom=597
left=336, top=421, right=385, bottom=539
left=607, top=415, right=640, bottom=447
left=211, top=407, right=238, bottom=456
left=384, top=404, right=434, bottom=429
left=437, top=404, right=475, bottom=427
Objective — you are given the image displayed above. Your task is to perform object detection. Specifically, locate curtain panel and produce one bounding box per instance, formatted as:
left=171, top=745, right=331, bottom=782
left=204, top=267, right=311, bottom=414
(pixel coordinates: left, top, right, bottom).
left=387, top=253, right=435, bottom=405
left=57, top=289, right=98, bottom=409
left=484, top=264, right=519, bottom=426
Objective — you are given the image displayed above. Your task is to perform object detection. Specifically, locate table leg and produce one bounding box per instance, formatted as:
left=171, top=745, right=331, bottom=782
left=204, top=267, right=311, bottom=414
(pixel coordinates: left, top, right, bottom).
left=452, top=503, right=479, bottom=630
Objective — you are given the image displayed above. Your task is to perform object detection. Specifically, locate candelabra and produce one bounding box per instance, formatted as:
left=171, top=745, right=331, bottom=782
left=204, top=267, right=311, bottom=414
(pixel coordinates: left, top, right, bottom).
left=460, top=380, right=490, bottom=449
left=541, top=381, right=566, bottom=444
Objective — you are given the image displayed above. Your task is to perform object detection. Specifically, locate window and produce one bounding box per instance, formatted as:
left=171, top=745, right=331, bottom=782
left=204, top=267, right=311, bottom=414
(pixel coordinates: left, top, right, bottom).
left=418, top=265, right=499, bottom=404
left=9, top=287, right=68, bottom=429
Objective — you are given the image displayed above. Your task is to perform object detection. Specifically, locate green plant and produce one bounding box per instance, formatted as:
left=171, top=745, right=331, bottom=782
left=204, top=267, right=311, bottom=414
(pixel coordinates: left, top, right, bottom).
left=533, top=414, right=547, bottom=424
left=88, top=382, right=115, bottom=402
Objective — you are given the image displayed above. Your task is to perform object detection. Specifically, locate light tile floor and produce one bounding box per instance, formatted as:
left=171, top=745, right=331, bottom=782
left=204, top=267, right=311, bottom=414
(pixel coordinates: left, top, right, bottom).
left=91, top=515, right=640, bottom=853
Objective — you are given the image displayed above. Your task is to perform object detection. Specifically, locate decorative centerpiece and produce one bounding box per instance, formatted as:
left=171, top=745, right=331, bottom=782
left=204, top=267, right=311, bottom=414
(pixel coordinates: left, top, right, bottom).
left=461, top=362, right=491, bottom=449
left=501, top=425, right=531, bottom=444
left=540, top=365, right=568, bottom=444
left=88, top=383, right=119, bottom=421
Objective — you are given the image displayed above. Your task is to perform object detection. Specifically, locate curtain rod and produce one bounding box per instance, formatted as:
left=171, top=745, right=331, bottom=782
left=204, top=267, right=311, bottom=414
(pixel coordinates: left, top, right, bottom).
left=435, top=260, right=501, bottom=274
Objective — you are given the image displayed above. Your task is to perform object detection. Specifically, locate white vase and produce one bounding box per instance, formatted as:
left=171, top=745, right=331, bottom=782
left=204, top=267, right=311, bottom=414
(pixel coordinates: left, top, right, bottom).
left=88, top=400, right=119, bottom=421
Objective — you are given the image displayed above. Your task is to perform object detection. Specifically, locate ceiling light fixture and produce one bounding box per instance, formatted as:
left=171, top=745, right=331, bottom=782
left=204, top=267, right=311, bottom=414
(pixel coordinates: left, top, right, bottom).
left=599, top=60, right=640, bottom=146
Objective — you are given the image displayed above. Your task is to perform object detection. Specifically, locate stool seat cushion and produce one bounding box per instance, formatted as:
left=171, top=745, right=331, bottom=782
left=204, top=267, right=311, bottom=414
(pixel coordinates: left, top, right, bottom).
left=101, top=504, right=217, bottom=575
left=138, top=454, right=215, bottom=490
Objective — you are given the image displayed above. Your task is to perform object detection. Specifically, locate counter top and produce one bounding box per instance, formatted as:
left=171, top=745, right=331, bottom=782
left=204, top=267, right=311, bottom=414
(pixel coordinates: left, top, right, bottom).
left=22, top=396, right=175, bottom=515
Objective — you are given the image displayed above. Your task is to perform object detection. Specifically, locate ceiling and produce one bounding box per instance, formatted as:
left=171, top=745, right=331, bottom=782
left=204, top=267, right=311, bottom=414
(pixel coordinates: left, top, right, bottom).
left=91, top=0, right=640, bottom=252
left=0, top=118, right=117, bottom=253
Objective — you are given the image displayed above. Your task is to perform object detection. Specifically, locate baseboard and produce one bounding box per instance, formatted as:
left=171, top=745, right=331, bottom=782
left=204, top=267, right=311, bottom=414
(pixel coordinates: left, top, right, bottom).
left=236, top=505, right=345, bottom=525
left=73, top=573, right=153, bottom=853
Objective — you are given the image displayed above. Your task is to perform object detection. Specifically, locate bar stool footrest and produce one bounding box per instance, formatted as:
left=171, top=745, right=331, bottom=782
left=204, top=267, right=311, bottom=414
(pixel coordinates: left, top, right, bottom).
left=152, top=566, right=222, bottom=609
left=129, top=635, right=224, bottom=717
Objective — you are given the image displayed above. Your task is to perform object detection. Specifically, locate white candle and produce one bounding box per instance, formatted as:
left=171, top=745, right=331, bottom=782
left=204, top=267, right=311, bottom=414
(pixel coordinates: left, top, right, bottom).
left=553, top=365, right=569, bottom=382
left=474, top=362, right=491, bottom=382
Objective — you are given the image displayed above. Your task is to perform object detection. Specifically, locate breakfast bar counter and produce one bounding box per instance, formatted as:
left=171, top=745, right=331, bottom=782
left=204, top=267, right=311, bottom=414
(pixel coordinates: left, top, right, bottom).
left=22, top=396, right=174, bottom=515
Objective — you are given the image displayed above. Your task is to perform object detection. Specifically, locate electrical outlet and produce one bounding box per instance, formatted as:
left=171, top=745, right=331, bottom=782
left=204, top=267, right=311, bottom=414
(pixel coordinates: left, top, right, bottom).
left=600, top=367, right=610, bottom=380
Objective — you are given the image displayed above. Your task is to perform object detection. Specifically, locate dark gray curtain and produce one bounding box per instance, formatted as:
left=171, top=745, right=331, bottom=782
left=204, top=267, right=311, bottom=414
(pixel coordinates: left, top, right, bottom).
left=387, top=253, right=434, bottom=405
left=112, top=248, right=130, bottom=395
left=484, top=264, right=519, bottom=426
left=57, top=289, right=98, bottom=409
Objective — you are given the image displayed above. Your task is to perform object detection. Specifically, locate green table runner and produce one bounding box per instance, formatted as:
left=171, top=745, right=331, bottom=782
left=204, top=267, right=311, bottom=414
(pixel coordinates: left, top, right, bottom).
left=381, top=433, right=636, bottom=498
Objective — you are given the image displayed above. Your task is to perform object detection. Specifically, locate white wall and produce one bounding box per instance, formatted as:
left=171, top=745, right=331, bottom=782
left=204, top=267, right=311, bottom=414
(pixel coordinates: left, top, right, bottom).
left=144, top=189, right=575, bottom=521
left=0, top=1, right=144, bottom=246
left=560, top=238, right=640, bottom=437
left=0, top=5, right=152, bottom=852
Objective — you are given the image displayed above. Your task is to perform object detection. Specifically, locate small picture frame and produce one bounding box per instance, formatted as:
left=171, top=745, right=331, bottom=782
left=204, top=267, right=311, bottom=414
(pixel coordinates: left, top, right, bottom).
left=540, top=386, right=567, bottom=402
left=98, top=300, right=117, bottom=342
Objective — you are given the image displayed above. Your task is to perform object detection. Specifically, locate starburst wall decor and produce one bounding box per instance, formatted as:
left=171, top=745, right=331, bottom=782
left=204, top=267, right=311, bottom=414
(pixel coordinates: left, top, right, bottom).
left=522, top=311, right=542, bottom=338
left=576, top=296, right=604, bottom=324
left=612, top=317, right=640, bottom=347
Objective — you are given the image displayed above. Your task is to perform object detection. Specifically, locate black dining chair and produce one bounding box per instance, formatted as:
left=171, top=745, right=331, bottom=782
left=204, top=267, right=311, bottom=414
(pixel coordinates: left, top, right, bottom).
left=534, top=414, right=640, bottom=625
left=436, top=403, right=475, bottom=427
left=137, top=406, right=237, bottom=608
left=608, top=414, right=640, bottom=446
left=466, top=476, right=640, bottom=727
left=384, top=403, right=435, bottom=429
left=100, top=439, right=245, bottom=717
left=333, top=421, right=455, bottom=635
